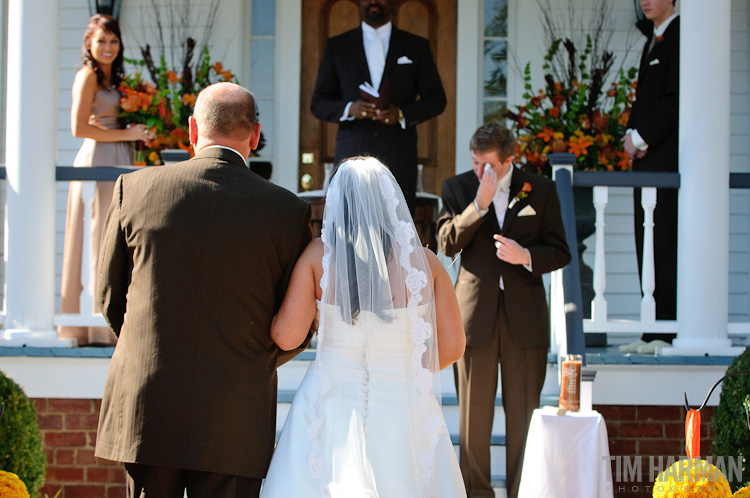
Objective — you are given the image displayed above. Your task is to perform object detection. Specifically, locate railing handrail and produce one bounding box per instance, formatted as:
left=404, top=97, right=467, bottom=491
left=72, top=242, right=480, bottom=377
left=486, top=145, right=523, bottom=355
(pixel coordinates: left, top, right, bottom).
left=55, top=166, right=140, bottom=181
left=0, top=167, right=743, bottom=189
left=570, top=170, right=750, bottom=189
left=573, top=171, right=680, bottom=189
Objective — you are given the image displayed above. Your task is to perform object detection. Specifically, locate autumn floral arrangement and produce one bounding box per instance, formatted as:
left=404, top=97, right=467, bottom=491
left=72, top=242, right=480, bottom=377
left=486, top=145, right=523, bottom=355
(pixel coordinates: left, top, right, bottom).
left=506, top=36, right=637, bottom=178
left=118, top=38, right=237, bottom=165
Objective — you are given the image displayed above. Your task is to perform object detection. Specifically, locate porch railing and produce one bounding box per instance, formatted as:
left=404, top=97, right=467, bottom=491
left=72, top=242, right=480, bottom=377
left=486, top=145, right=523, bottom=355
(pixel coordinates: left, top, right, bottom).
left=551, top=160, right=750, bottom=348
left=0, top=165, right=748, bottom=346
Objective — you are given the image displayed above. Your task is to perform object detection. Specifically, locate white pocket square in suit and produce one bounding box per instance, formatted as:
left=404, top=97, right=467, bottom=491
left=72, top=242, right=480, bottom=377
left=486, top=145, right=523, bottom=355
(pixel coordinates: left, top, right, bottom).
left=397, top=56, right=413, bottom=65
left=518, top=205, right=536, bottom=217
left=649, top=59, right=660, bottom=66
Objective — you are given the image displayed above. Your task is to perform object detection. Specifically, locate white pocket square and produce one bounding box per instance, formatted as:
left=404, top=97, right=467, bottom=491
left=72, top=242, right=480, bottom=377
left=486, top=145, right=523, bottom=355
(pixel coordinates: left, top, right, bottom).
left=518, top=205, right=536, bottom=217
left=397, top=56, right=413, bottom=65
left=649, top=59, right=660, bottom=66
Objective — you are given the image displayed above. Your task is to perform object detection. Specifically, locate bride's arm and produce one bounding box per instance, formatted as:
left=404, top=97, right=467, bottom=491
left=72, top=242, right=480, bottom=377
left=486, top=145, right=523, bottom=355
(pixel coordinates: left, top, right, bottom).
left=271, top=239, right=323, bottom=351
left=426, top=249, right=466, bottom=370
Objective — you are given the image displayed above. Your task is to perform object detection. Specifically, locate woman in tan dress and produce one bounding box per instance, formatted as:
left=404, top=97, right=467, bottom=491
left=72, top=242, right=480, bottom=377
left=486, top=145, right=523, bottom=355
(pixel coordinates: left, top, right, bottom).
left=59, top=14, right=150, bottom=345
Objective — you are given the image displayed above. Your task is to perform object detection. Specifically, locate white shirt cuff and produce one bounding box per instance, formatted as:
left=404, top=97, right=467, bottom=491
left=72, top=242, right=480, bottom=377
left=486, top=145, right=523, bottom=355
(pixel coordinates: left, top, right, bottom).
left=523, top=249, right=532, bottom=272
left=341, top=102, right=355, bottom=122
left=628, top=129, right=648, bottom=151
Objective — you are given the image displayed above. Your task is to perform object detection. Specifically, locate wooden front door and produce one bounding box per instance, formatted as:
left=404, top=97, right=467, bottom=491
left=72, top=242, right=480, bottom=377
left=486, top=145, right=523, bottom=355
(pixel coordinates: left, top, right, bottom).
left=299, top=0, right=457, bottom=195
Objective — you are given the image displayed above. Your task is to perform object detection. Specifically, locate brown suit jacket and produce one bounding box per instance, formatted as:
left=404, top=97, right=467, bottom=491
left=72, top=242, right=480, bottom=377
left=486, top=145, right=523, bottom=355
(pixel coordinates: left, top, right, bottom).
left=94, top=147, right=312, bottom=478
left=437, top=167, right=570, bottom=348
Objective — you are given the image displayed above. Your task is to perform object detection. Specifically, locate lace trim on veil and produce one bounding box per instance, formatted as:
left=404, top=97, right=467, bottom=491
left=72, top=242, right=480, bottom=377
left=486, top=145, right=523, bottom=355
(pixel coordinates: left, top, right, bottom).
left=307, top=173, right=441, bottom=496
left=379, top=176, right=441, bottom=493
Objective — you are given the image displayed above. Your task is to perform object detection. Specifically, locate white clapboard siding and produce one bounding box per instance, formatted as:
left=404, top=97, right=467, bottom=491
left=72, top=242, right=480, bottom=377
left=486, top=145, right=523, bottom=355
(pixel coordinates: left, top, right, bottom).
left=42, top=0, right=750, bottom=325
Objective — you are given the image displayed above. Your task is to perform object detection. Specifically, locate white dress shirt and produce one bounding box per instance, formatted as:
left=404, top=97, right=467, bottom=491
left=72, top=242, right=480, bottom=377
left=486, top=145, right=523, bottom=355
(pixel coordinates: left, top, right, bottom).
left=473, top=165, right=532, bottom=288
left=341, top=22, right=392, bottom=122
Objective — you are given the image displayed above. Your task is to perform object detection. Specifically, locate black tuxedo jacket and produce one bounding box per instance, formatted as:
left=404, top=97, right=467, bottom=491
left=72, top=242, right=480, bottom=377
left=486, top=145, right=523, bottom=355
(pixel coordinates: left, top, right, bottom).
left=95, top=147, right=312, bottom=478
left=310, top=25, right=446, bottom=184
left=437, top=168, right=570, bottom=348
left=627, top=17, right=679, bottom=173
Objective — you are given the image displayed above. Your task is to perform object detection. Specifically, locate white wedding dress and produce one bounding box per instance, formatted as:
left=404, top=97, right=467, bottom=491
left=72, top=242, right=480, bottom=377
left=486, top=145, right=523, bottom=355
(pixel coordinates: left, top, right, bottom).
left=261, top=157, right=466, bottom=497
left=261, top=302, right=465, bottom=498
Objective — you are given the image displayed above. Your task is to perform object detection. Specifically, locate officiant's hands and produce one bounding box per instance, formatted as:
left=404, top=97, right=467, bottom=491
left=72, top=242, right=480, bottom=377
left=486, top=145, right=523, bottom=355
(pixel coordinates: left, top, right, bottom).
left=373, top=105, right=399, bottom=125
left=349, top=101, right=400, bottom=125
left=350, top=99, right=378, bottom=119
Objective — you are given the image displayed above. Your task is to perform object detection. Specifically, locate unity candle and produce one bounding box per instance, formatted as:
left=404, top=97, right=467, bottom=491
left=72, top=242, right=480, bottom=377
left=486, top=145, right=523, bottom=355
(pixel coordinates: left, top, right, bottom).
left=559, top=354, right=582, bottom=411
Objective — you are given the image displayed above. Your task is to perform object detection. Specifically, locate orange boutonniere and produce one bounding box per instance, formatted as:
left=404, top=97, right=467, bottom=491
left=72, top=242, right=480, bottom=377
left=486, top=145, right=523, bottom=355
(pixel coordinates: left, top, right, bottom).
left=508, top=182, right=532, bottom=209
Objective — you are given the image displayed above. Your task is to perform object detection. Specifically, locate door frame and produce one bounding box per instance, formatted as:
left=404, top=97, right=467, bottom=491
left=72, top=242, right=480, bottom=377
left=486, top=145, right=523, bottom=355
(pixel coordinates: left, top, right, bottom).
left=274, top=0, right=488, bottom=192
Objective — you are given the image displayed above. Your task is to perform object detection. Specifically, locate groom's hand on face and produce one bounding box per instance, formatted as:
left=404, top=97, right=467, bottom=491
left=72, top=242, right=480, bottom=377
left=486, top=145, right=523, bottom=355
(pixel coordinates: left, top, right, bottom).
left=475, top=165, right=497, bottom=211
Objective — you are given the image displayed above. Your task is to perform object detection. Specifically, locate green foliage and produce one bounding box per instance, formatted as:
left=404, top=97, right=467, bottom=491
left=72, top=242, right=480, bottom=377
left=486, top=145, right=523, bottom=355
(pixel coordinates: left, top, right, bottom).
left=0, top=370, right=45, bottom=497
left=712, top=348, right=750, bottom=491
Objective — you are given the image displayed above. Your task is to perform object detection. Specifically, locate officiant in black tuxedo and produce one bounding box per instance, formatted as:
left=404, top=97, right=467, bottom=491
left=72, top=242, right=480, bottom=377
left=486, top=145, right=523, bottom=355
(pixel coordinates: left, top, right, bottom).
left=622, top=0, right=679, bottom=350
left=310, top=0, right=446, bottom=212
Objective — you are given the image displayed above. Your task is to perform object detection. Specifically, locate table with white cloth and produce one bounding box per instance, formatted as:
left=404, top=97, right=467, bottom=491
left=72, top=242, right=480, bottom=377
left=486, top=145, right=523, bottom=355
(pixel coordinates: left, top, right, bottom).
left=518, top=406, right=614, bottom=498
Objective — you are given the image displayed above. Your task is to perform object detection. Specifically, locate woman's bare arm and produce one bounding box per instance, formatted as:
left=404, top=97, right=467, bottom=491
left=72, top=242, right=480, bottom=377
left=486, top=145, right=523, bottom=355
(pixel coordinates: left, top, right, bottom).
left=425, top=249, right=466, bottom=370
left=271, top=239, right=323, bottom=350
left=71, top=67, right=147, bottom=142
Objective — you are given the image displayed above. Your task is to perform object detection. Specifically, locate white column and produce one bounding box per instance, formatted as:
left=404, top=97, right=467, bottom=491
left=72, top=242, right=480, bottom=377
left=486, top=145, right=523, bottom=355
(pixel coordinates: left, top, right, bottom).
left=276, top=0, right=302, bottom=192
left=2, top=0, right=73, bottom=346
left=454, top=0, right=481, bottom=174
left=665, top=0, right=741, bottom=356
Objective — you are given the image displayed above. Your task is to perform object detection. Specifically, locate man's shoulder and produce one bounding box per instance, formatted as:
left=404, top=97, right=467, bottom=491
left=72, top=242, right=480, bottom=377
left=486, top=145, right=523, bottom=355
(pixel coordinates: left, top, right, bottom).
left=445, top=170, right=476, bottom=185
left=391, top=27, right=430, bottom=48
left=327, top=27, right=361, bottom=46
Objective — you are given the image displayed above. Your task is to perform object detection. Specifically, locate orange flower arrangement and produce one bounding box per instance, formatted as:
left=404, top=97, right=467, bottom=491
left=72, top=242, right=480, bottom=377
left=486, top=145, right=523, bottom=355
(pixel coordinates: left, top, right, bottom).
left=506, top=37, right=638, bottom=177
left=118, top=39, right=239, bottom=165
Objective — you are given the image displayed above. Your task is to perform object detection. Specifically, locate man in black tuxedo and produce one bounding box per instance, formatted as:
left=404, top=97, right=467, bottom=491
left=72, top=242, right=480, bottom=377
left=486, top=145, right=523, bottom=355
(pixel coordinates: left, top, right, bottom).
left=623, top=0, right=679, bottom=350
left=310, top=0, right=446, bottom=212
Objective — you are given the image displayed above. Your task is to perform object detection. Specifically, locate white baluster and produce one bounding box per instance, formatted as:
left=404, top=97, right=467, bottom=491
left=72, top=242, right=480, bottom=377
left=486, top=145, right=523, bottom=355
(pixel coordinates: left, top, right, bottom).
left=591, top=186, right=608, bottom=323
left=79, top=181, right=96, bottom=316
left=640, top=187, right=657, bottom=323
left=549, top=268, right=566, bottom=357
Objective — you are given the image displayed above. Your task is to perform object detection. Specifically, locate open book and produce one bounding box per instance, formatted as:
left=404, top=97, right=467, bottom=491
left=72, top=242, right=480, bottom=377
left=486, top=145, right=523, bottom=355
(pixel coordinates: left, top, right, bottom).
left=358, top=78, right=392, bottom=109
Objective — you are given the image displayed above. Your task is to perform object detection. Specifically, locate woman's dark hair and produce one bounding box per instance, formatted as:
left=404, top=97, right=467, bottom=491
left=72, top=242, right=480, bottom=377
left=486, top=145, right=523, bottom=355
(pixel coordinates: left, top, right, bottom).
left=330, top=157, right=394, bottom=324
left=81, top=14, right=125, bottom=88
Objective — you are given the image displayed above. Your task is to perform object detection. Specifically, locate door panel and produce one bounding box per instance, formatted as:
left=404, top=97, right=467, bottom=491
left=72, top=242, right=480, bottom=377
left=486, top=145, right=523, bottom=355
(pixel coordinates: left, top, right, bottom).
left=300, top=0, right=456, bottom=195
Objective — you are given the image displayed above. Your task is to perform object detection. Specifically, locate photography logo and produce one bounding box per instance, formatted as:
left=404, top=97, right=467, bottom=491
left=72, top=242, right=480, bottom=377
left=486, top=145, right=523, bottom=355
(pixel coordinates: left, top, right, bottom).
left=603, top=456, right=743, bottom=493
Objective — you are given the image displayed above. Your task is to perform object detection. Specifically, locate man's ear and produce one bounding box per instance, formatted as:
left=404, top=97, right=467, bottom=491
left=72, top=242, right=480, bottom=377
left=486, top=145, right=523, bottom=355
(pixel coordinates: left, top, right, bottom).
left=188, top=116, right=199, bottom=146
left=249, top=122, right=262, bottom=150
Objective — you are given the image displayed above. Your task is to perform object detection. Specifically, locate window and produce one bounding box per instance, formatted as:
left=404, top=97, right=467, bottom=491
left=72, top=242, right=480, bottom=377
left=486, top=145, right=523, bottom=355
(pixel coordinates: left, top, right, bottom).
left=249, top=0, right=275, bottom=164
left=482, top=0, right=508, bottom=123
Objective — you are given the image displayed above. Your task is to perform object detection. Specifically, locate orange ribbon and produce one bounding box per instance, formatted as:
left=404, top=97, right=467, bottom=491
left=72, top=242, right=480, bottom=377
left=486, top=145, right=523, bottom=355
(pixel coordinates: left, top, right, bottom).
left=686, top=408, right=701, bottom=458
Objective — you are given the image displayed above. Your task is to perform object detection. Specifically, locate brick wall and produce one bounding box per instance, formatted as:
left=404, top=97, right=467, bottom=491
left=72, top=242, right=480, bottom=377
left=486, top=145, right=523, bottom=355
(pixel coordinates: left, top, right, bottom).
left=597, top=404, right=715, bottom=498
left=31, top=399, right=716, bottom=497
left=34, top=399, right=125, bottom=498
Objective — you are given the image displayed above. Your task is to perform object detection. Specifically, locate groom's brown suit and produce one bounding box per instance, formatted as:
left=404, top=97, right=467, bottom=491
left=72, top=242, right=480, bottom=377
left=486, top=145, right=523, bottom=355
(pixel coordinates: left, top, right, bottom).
left=438, top=167, right=569, bottom=498
left=95, top=147, right=312, bottom=486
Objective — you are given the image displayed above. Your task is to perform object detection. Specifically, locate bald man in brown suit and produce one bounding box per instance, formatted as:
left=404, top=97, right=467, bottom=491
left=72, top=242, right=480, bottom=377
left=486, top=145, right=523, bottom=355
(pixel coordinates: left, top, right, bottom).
left=94, top=82, right=312, bottom=498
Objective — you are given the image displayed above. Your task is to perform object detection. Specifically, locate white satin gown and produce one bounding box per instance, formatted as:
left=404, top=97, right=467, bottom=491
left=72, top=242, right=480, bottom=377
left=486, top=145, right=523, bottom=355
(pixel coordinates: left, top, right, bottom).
left=260, top=302, right=466, bottom=498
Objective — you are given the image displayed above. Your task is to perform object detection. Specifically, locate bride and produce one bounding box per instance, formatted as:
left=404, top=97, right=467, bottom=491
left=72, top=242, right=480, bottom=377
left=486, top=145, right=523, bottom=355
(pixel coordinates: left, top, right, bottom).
left=261, top=157, right=467, bottom=497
